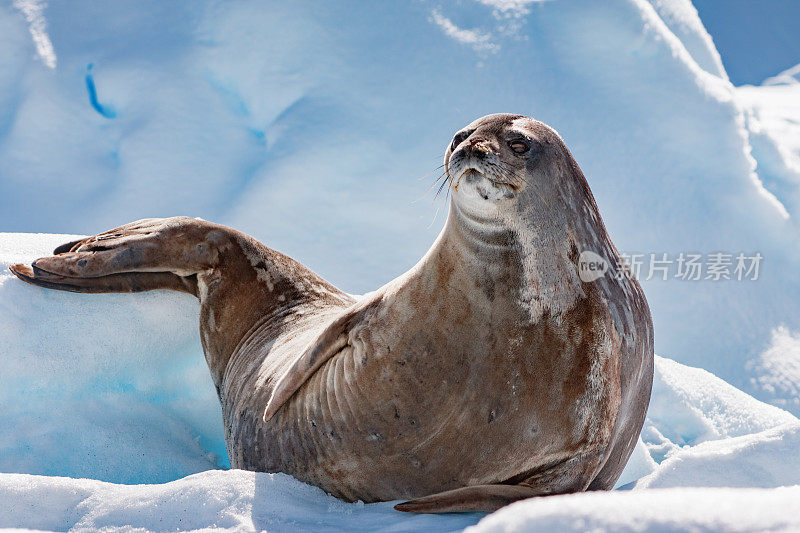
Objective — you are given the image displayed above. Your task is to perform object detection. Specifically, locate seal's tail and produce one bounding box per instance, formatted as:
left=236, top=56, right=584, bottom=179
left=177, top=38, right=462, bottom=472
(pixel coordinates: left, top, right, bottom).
left=394, top=484, right=541, bottom=514
left=8, top=217, right=217, bottom=296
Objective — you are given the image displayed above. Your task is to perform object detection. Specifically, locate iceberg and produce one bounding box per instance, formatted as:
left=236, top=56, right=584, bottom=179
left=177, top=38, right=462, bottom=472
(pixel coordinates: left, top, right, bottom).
left=2, top=0, right=800, bottom=530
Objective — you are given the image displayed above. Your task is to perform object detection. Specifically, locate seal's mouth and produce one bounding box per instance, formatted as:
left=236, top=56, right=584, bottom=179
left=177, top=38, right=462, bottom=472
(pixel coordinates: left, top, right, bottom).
left=452, top=168, right=478, bottom=190
left=452, top=166, right=519, bottom=192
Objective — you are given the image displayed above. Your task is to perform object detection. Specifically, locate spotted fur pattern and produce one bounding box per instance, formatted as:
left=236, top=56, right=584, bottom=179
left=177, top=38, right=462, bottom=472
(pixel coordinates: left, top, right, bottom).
left=10, top=114, right=653, bottom=514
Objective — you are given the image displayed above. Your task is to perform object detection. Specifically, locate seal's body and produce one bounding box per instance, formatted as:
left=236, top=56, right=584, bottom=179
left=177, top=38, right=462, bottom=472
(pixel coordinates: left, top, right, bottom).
left=11, top=114, right=653, bottom=513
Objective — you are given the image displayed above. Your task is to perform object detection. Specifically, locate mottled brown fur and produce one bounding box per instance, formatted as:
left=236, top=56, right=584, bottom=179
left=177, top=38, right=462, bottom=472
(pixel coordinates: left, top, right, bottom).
left=9, top=114, right=653, bottom=514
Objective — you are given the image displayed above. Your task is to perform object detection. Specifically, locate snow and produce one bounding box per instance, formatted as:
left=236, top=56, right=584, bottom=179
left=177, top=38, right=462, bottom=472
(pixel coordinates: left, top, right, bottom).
left=2, top=0, right=800, bottom=531
left=0, top=470, right=482, bottom=532
left=3, top=475, right=800, bottom=533
left=469, top=487, right=800, bottom=533
left=636, top=422, right=800, bottom=490
left=733, top=72, right=800, bottom=417
left=644, top=356, right=796, bottom=452
left=747, top=326, right=800, bottom=415
left=763, top=63, right=800, bottom=87
left=0, top=233, right=227, bottom=483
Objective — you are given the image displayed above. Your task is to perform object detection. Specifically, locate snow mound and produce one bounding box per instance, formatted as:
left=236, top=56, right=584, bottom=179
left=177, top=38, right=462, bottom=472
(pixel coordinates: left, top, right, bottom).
left=619, top=355, right=798, bottom=485
left=637, top=422, right=800, bottom=490
left=644, top=355, right=796, bottom=460
left=468, top=486, right=800, bottom=533
left=0, top=233, right=227, bottom=483
left=0, top=470, right=481, bottom=532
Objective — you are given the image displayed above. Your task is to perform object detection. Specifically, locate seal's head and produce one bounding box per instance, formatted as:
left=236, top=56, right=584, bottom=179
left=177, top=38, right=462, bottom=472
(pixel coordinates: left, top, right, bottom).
left=443, top=113, right=610, bottom=317
left=445, top=113, right=590, bottom=222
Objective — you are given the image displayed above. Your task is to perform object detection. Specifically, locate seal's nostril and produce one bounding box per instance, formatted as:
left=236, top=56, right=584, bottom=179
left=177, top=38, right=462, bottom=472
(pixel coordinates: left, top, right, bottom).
left=471, top=143, right=490, bottom=159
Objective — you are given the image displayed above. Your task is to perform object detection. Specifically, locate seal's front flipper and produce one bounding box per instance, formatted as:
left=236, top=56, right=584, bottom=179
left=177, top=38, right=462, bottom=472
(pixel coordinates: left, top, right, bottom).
left=9, top=262, right=198, bottom=294
left=393, top=485, right=541, bottom=514
left=9, top=217, right=220, bottom=295
left=262, top=297, right=379, bottom=422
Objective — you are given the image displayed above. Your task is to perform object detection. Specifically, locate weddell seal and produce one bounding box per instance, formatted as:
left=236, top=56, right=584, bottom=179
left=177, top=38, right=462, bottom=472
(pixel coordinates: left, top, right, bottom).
left=10, top=114, right=653, bottom=513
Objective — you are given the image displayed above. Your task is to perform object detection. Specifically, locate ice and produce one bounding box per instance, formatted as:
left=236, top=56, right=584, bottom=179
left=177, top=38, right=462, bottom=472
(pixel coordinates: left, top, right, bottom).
left=0, top=233, right=228, bottom=483
left=0, top=470, right=482, bottom=532
left=468, top=486, right=800, bottom=533
left=2, top=0, right=800, bottom=530
left=644, top=356, right=796, bottom=451
left=636, top=422, right=800, bottom=490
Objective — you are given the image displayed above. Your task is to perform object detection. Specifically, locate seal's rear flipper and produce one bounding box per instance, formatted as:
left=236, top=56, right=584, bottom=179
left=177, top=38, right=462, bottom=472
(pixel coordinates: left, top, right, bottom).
left=8, top=217, right=220, bottom=296
left=393, top=484, right=541, bottom=514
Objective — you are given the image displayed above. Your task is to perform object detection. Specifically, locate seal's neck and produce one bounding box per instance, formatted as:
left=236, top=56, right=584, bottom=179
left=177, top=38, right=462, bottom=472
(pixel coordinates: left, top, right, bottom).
left=448, top=200, right=519, bottom=257
left=413, top=197, right=586, bottom=323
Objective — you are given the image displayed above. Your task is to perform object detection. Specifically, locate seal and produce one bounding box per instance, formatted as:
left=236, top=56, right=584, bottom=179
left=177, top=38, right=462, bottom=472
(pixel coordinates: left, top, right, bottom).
left=10, top=113, right=654, bottom=513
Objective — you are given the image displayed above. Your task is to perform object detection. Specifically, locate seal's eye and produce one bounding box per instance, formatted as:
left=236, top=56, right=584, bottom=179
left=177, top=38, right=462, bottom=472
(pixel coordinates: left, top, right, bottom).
left=508, top=140, right=529, bottom=154
left=451, top=131, right=470, bottom=152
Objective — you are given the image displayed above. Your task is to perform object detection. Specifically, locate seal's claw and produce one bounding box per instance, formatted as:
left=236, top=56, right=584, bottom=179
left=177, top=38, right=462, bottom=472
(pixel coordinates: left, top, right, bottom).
left=52, top=238, right=87, bottom=255
left=9, top=263, right=34, bottom=280
left=8, top=262, right=68, bottom=289
left=8, top=261, right=88, bottom=292
left=393, top=501, right=415, bottom=513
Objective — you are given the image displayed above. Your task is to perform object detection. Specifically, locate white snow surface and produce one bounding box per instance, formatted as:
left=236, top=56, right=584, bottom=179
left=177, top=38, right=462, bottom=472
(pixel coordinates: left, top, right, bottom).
left=0, top=234, right=224, bottom=482
left=4, top=473, right=800, bottom=533
left=3, top=0, right=800, bottom=531
left=0, top=470, right=482, bottom=532
left=469, top=486, right=800, bottom=533
left=733, top=73, right=800, bottom=417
